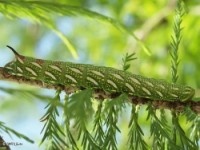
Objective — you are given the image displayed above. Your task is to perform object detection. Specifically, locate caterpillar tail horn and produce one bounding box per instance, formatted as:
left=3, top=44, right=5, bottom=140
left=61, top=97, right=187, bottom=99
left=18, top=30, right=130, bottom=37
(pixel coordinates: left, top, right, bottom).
left=6, top=45, right=20, bottom=56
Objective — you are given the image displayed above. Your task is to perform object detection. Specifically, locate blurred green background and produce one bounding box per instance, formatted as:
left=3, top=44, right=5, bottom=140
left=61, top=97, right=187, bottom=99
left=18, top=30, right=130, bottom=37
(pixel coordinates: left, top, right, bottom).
left=0, top=0, right=199, bottom=149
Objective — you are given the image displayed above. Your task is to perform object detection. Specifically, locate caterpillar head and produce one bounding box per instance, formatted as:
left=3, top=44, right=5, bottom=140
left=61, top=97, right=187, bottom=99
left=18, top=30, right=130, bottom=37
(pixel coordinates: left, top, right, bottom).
left=180, top=86, right=195, bottom=101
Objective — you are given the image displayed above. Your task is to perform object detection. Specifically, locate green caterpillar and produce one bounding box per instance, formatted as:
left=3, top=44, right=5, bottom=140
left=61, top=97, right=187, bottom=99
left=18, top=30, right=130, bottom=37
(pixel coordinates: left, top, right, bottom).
left=3, top=46, right=195, bottom=101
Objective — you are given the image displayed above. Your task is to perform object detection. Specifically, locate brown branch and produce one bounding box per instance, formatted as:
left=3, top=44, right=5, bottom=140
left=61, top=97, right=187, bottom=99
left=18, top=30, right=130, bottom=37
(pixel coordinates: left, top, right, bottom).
left=130, top=97, right=200, bottom=114
left=0, top=67, right=199, bottom=114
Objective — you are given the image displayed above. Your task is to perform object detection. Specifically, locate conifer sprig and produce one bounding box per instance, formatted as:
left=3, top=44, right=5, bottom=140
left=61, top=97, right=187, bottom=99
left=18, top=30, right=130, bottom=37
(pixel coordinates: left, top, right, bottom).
left=63, top=95, right=78, bottom=150
left=146, top=104, right=179, bottom=149
left=102, top=94, right=126, bottom=150
left=103, top=103, right=119, bottom=150
left=93, top=101, right=105, bottom=147
left=0, top=0, right=149, bottom=58
left=121, top=52, right=147, bottom=149
left=122, top=52, right=137, bottom=71
left=170, top=0, right=185, bottom=83
left=40, top=88, right=67, bottom=149
left=68, top=89, right=100, bottom=149
left=128, top=105, right=148, bottom=150
left=0, top=121, right=34, bottom=143
left=169, top=1, right=197, bottom=148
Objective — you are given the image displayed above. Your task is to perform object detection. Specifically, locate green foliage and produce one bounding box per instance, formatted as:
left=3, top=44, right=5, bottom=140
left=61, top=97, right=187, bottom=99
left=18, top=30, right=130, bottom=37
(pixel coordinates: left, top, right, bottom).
left=40, top=88, right=67, bottom=149
left=0, top=0, right=149, bottom=58
left=168, top=1, right=198, bottom=149
left=102, top=94, right=127, bottom=150
left=128, top=105, right=148, bottom=150
left=0, top=121, right=33, bottom=143
left=146, top=104, right=179, bottom=150
left=68, top=89, right=99, bottom=150
left=93, top=100, right=105, bottom=147
left=122, top=51, right=148, bottom=150
left=63, top=94, right=78, bottom=150
left=170, top=0, right=185, bottom=84
left=0, top=87, right=56, bottom=103
left=170, top=0, right=184, bottom=146
left=171, top=112, right=197, bottom=150
left=183, top=107, right=200, bottom=148
left=122, top=52, right=137, bottom=71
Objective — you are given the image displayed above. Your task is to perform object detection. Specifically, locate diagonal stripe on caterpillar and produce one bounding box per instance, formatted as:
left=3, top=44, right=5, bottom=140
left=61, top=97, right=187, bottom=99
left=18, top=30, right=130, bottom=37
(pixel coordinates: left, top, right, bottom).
left=3, top=46, right=195, bottom=101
